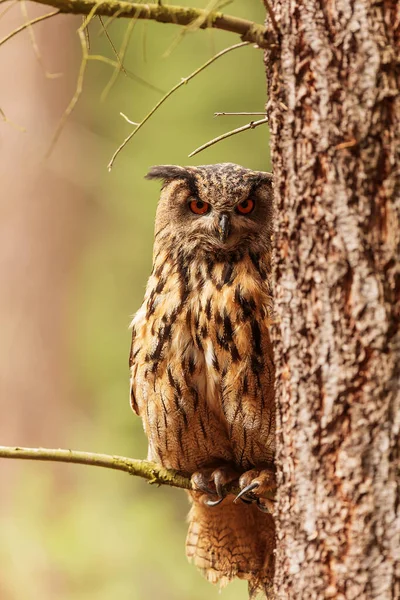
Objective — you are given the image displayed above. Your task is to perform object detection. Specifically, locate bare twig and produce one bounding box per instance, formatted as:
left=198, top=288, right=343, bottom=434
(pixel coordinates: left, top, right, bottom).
left=97, top=5, right=125, bottom=33
left=16, top=0, right=270, bottom=49
left=120, top=112, right=139, bottom=126
left=45, top=24, right=89, bottom=157
left=107, top=40, right=250, bottom=170
left=98, top=14, right=125, bottom=71
left=46, top=3, right=120, bottom=156
left=163, top=0, right=223, bottom=58
left=0, top=107, right=26, bottom=132
left=0, top=9, right=59, bottom=47
left=0, top=445, right=276, bottom=499
left=97, top=14, right=163, bottom=93
left=188, top=116, right=269, bottom=157
left=100, top=9, right=137, bottom=101
left=97, top=16, right=163, bottom=94
left=20, top=0, right=62, bottom=78
left=214, top=111, right=267, bottom=116
left=0, top=0, right=17, bottom=21
left=83, top=14, right=90, bottom=47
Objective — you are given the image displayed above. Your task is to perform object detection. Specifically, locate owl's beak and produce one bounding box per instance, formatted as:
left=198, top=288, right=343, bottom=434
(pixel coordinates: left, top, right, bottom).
left=218, top=213, right=230, bottom=243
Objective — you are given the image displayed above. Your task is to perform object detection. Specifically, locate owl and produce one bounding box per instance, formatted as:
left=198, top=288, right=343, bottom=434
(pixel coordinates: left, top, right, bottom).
left=129, top=163, right=276, bottom=597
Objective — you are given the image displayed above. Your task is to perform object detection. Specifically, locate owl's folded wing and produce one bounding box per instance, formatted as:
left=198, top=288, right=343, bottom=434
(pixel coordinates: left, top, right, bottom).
left=129, top=325, right=140, bottom=415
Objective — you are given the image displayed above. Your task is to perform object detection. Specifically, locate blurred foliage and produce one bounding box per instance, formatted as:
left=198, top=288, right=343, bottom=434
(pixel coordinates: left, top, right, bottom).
left=1, top=1, right=271, bottom=598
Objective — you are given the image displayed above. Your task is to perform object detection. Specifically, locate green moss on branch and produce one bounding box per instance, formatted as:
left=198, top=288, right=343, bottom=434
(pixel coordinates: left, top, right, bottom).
left=0, top=445, right=191, bottom=489
left=0, top=445, right=275, bottom=500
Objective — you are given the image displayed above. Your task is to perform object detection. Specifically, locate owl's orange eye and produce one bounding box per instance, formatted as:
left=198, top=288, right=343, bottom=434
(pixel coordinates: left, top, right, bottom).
left=189, top=199, right=210, bottom=215
left=236, top=198, right=255, bottom=215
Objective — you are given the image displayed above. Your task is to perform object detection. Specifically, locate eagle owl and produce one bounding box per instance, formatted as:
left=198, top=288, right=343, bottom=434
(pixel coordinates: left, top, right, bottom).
left=129, top=163, right=275, bottom=596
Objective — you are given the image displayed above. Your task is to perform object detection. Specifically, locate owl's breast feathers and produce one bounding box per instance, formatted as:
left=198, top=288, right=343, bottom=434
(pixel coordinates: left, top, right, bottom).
left=129, top=248, right=275, bottom=474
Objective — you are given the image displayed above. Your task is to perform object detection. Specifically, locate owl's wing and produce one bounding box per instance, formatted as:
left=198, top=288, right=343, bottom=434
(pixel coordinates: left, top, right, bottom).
left=129, top=323, right=140, bottom=415
left=206, top=283, right=275, bottom=467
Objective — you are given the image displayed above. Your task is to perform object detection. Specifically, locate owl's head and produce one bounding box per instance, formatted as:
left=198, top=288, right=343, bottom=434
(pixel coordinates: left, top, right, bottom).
left=146, top=163, right=273, bottom=259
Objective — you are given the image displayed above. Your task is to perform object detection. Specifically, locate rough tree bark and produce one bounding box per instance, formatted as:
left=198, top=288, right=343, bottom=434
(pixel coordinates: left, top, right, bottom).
left=265, top=1, right=399, bottom=599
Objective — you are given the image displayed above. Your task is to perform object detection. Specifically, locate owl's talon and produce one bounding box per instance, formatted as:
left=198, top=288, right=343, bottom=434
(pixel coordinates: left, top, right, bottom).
left=204, top=496, right=225, bottom=507
left=191, top=471, right=217, bottom=496
left=233, top=481, right=259, bottom=504
left=191, top=464, right=240, bottom=506
left=233, top=467, right=276, bottom=507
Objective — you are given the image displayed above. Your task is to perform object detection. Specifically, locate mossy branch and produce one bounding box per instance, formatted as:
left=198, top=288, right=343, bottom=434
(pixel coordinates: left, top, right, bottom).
left=0, top=445, right=276, bottom=500
left=17, top=0, right=272, bottom=49
left=0, top=445, right=190, bottom=489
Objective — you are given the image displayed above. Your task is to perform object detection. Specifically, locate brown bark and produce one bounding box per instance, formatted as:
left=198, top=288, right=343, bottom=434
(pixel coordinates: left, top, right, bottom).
left=265, top=1, right=399, bottom=599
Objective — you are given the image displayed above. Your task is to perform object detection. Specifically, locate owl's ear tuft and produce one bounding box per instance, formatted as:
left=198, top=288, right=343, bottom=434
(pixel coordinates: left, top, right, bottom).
left=250, top=171, right=273, bottom=196
left=253, top=171, right=273, bottom=186
left=146, top=165, right=192, bottom=183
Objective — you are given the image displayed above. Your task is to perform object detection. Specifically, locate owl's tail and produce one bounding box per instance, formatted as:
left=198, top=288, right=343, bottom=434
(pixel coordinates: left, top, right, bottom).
left=186, top=492, right=275, bottom=598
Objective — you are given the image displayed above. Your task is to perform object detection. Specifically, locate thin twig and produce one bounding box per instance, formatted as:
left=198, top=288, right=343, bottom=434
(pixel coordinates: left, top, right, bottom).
left=0, top=0, right=17, bottom=21
left=188, top=116, right=269, bottom=158
left=100, top=9, right=138, bottom=101
left=0, top=107, right=26, bottom=132
left=0, top=445, right=276, bottom=499
left=98, top=14, right=163, bottom=94
left=83, top=14, right=90, bottom=48
left=87, top=53, right=126, bottom=68
left=97, top=5, right=125, bottom=33
left=0, top=9, right=59, bottom=47
left=215, top=0, right=234, bottom=9
left=98, top=14, right=125, bottom=71
left=163, top=0, right=222, bottom=58
left=107, top=40, right=250, bottom=170
left=120, top=112, right=139, bottom=126
left=45, top=6, right=99, bottom=158
left=20, top=0, right=62, bottom=78
left=16, top=0, right=270, bottom=49
left=214, top=111, right=267, bottom=116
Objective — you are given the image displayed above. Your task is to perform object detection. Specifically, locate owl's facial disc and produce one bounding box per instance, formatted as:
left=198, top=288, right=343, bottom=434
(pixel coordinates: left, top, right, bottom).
left=149, top=163, right=273, bottom=257
left=217, top=213, right=230, bottom=243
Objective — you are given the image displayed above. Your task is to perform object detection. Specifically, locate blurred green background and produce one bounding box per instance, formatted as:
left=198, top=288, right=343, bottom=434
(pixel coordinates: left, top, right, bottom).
left=0, top=1, right=271, bottom=598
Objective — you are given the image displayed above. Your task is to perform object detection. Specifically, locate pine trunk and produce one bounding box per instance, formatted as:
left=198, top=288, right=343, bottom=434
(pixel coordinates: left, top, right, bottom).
left=264, top=1, right=399, bottom=598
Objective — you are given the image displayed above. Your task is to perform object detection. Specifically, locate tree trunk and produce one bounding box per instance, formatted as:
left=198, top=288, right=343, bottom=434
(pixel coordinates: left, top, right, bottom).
left=264, top=2, right=399, bottom=599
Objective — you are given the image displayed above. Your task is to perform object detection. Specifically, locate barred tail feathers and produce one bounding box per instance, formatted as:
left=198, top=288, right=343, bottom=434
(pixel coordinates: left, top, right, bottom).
left=186, top=492, right=275, bottom=597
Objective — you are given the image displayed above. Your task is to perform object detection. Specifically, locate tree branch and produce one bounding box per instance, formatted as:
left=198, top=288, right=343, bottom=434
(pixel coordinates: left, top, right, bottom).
left=0, top=445, right=276, bottom=500
left=188, top=116, right=269, bottom=157
left=17, top=0, right=272, bottom=49
left=214, top=111, right=267, bottom=116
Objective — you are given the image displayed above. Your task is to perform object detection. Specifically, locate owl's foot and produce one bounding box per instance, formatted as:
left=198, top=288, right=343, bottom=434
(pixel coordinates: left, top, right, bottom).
left=191, top=465, right=239, bottom=507
left=234, top=467, right=276, bottom=513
